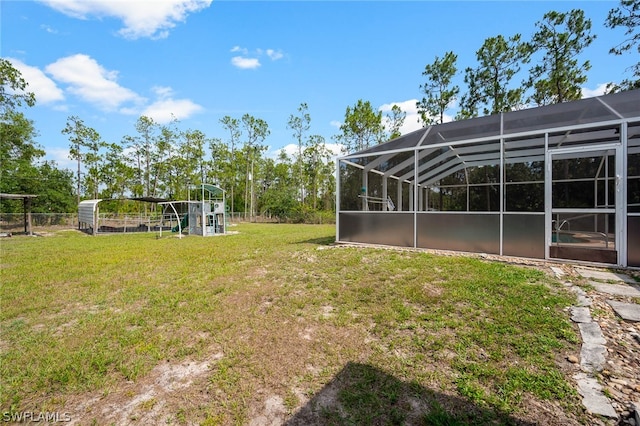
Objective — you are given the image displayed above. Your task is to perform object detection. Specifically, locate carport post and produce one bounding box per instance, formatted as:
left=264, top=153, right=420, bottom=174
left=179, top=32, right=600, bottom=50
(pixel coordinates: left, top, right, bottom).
left=24, top=197, right=33, bottom=235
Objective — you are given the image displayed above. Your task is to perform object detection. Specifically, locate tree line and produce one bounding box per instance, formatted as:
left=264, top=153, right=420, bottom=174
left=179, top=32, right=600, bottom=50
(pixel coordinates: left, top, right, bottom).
left=417, top=6, right=639, bottom=125
left=1, top=1, right=638, bottom=219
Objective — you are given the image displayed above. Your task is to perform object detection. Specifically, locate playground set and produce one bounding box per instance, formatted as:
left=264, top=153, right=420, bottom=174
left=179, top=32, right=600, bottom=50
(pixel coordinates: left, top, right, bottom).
left=78, top=183, right=227, bottom=237
left=159, top=184, right=226, bottom=237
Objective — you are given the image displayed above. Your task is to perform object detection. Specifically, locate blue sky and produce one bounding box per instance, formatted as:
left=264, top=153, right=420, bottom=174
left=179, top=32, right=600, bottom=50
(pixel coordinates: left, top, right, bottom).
left=2, top=0, right=636, bottom=169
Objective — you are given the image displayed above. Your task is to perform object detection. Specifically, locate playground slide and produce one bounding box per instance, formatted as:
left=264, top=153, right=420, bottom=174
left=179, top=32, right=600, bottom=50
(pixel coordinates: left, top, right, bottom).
left=171, top=215, right=188, bottom=232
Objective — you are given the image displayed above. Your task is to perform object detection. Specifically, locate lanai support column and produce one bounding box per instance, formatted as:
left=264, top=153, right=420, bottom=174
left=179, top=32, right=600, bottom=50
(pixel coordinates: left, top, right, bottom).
left=362, top=172, right=368, bottom=211
left=382, top=177, right=388, bottom=211
left=409, top=183, right=414, bottom=211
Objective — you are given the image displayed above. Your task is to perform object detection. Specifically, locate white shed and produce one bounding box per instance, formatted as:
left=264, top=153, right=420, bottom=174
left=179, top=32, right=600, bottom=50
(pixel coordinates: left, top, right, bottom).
left=78, top=199, right=101, bottom=235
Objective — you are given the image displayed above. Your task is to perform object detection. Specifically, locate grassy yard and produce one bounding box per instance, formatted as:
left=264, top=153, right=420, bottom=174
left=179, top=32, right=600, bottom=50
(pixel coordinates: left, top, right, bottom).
left=1, top=224, right=585, bottom=425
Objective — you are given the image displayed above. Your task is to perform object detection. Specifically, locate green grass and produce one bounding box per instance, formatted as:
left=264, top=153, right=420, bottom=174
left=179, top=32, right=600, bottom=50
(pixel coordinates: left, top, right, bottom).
left=0, top=224, right=582, bottom=424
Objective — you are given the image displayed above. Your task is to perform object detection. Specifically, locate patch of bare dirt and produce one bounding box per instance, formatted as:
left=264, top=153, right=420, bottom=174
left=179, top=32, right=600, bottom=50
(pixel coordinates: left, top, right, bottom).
left=248, top=395, right=288, bottom=426
left=64, top=351, right=223, bottom=425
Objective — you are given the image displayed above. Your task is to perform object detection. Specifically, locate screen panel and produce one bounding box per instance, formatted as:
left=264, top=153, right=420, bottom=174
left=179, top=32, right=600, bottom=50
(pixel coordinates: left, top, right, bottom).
left=416, top=212, right=500, bottom=254
left=503, top=214, right=545, bottom=259
left=338, top=212, right=414, bottom=247
left=628, top=216, right=640, bottom=267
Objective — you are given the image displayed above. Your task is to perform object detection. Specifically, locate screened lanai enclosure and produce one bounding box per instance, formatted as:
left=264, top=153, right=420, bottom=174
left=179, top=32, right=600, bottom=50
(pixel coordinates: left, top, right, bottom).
left=336, top=89, right=640, bottom=267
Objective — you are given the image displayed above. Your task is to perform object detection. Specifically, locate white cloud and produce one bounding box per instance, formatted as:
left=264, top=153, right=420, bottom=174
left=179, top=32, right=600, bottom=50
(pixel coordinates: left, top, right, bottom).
left=7, top=58, right=65, bottom=104
left=324, top=142, right=344, bottom=158
left=269, top=143, right=297, bottom=160
left=379, top=99, right=417, bottom=115
left=151, top=85, right=174, bottom=99
left=231, top=56, right=261, bottom=70
left=17, top=55, right=201, bottom=122
left=46, top=147, right=75, bottom=170
left=582, top=83, right=609, bottom=99
left=52, top=104, right=69, bottom=112
left=39, top=0, right=212, bottom=39
left=230, top=46, right=248, bottom=55
left=269, top=142, right=344, bottom=161
left=45, top=54, right=143, bottom=111
left=142, top=87, right=202, bottom=123
left=329, top=120, right=342, bottom=129
left=379, top=99, right=425, bottom=135
left=40, top=24, right=58, bottom=34
left=266, top=49, right=284, bottom=61
left=229, top=47, right=284, bottom=69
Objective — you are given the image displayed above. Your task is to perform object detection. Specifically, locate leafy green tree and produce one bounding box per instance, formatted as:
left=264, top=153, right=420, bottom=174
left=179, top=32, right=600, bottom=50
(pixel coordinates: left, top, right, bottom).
left=1, top=59, right=75, bottom=214
left=100, top=142, right=133, bottom=200
left=83, top=140, right=104, bottom=200
left=0, top=58, right=35, bottom=114
left=606, top=0, right=640, bottom=91
left=208, top=136, right=245, bottom=212
left=120, top=116, right=167, bottom=199
left=207, top=137, right=226, bottom=184
left=30, top=162, right=76, bottom=213
left=416, top=51, right=459, bottom=125
left=0, top=110, right=43, bottom=203
left=287, top=102, right=311, bottom=204
left=121, top=135, right=143, bottom=197
left=134, top=116, right=159, bottom=197
left=220, top=116, right=242, bottom=214
left=458, top=34, right=530, bottom=119
left=386, top=105, right=406, bottom=140
left=259, top=152, right=296, bottom=222
left=241, top=114, right=269, bottom=220
left=180, top=129, right=207, bottom=186
left=62, top=116, right=103, bottom=202
left=0, top=59, right=42, bottom=204
left=526, top=9, right=596, bottom=105
left=215, top=146, right=246, bottom=216
left=151, top=120, right=178, bottom=198
left=336, top=99, right=385, bottom=153
left=303, top=135, right=333, bottom=211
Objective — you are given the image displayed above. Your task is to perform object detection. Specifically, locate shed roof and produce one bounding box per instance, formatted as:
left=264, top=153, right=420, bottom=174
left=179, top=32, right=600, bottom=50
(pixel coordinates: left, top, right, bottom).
left=128, top=197, right=170, bottom=203
left=78, top=199, right=102, bottom=208
left=199, top=184, right=225, bottom=197
left=0, top=193, right=38, bottom=200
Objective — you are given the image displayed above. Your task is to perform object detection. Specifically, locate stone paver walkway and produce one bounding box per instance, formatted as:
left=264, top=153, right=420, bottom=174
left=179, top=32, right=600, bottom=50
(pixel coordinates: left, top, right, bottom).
left=553, top=268, right=618, bottom=420
left=576, top=268, right=640, bottom=323
left=567, top=267, right=640, bottom=423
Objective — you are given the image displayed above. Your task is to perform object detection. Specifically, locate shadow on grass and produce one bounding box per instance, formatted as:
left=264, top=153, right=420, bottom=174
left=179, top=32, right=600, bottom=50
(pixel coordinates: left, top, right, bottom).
left=285, top=362, right=535, bottom=426
left=296, top=236, right=336, bottom=246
